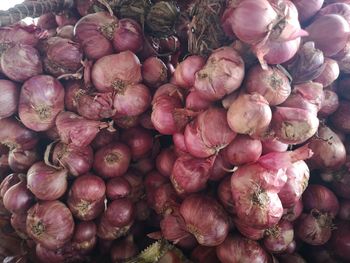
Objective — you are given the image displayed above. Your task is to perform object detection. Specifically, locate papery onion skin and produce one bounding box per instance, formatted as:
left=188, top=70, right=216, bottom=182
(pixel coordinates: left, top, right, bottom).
left=263, top=220, right=294, bottom=253
left=142, top=56, right=168, bottom=88
left=106, top=177, right=131, bottom=200
left=234, top=218, right=265, bottom=240
left=97, top=213, right=132, bottom=240
left=92, top=51, right=142, bottom=93
left=1, top=44, right=43, bottom=82
left=93, top=142, right=131, bottom=178
left=105, top=198, right=135, bottom=227
left=209, top=150, right=231, bottom=181
left=180, top=195, right=230, bottom=246
left=11, top=213, right=29, bottom=240
left=64, top=80, right=84, bottom=112
left=302, top=184, right=339, bottom=217
left=329, top=220, right=350, bottom=261
left=314, top=58, right=339, bottom=87
left=0, top=80, right=19, bottom=119
left=245, top=65, right=291, bottom=106
left=3, top=180, right=35, bottom=214
left=27, top=162, right=68, bottom=201
left=316, top=3, right=350, bottom=25
left=91, top=128, right=119, bottom=150
left=216, top=234, right=270, bottom=263
left=261, top=138, right=288, bottom=154
left=318, top=90, right=339, bottom=117
left=0, top=173, right=20, bottom=198
left=227, top=93, right=272, bottom=136
left=26, top=201, right=74, bottom=250
left=113, top=18, right=143, bottom=53
left=218, top=176, right=235, bottom=214
left=67, top=174, right=106, bottom=221
left=293, top=0, right=324, bottom=23
left=174, top=55, right=206, bottom=89
left=8, top=148, right=39, bottom=173
left=57, top=25, right=74, bottom=39
left=74, top=12, right=116, bottom=60
left=156, top=147, right=177, bottom=177
left=330, top=100, right=350, bottom=133
left=185, top=91, right=212, bottom=111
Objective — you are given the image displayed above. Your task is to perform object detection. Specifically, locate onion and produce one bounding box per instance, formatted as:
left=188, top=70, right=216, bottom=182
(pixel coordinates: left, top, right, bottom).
left=0, top=118, right=38, bottom=150
left=55, top=10, right=79, bottom=27
left=185, top=91, right=212, bottom=111
left=145, top=170, right=168, bottom=200
left=0, top=80, right=19, bottom=119
left=318, top=90, right=339, bottom=117
left=338, top=77, right=350, bottom=100
left=218, top=176, right=235, bottom=214
left=261, top=138, right=288, bottom=154
left=74, top=12, right=116, bottom=60
left=308, top=125, right=346, bottom=170
left=316, top=3, right=350, bottom=25
left=191, top=245, right=220, bottom=263
left=57, top=25, right=74, bottom=39
left=278, top=160, right=310, bottom=208
left=113, top=83, right=151, bottom=117
left=209, top=151, right=231, bottom=181
left=56, top=111, right=108, bottom=147
left=43, top=37, right=83, bottom=77
left=245, top=65, right=291, bottom=105
left=19, top=75, right=65, bottom=132
left=67, top=174, right=106, bottom=221
left=52, top=142, right=94, bottom=177
left=63, top=80, right=84, bottom=112
left=1, top=44, right=42, bottom=82
left=106, top=177, right=131, bottom=200
left=234, top=219, right=265, bottom=240
left=152, top=83, right=184, bottom=103
left=35, top=242, right=66, bottom=263
left=124, top=170, right=144, bottom=202
left=97, top=213, right=132, bottom=240
left=112, top=18, right=143, bottom=53
left=142, top=56, right=168, bottom=88
left=305, top=246, right=338, bottom=263
left=330, top=100, right=350, bottom=133
left=72, top=221, right=97, bottom=253
left=227, top=93, right=272, bottom=136
left=0, top=24, right=39, bottom=47
left=180, top=195, right=230, bottom=246
left=216, top=234, right=270, bottom=263
left=93, top=142, right=131, bottom=178
left=0, top=173, right=20, bottom=198
left=37, top=13, right=58, bottom=29
left=171, top=154, right=214, bottom=194
left=305, top=14, right=350, bottom=57
left=92, top=51, right=142, bottom=93
left=295, top=210, right=333, bottom=245
left=105, top=198, right=134, bottom=227
left=263, top=220, right=294, bottom=253
left=3, top=180, right=34, bottom=214
left=135, top=200, right=150, bottom=221
left=302, top=184, right=339, bottom=217
left=26, top=201, right=74, bottom=250
left=184, top=107, right=236, bottom=158
left=76, top=90, right=116, bottom=120
left=27, top=162, right=67, bottom=201
left=173, top=55, right=206, bottom=89
left=110, top=235, right=138, bottom=262
left=282, top=200, right=303, bottom=222
left=152, top=183, right=179, bottom=215
left=314, top=58, right=339, bottom=87
left=194, top=46, right=245, bottom=101
left=271, top=106, right=319, bottom=145
left=277, top=253, right=306, bottom=263
left=114, top=115, right=140, bottom=129
left=173, top=132, right=188, bottom=154
left=338, top=199, right=350, bottom=221
left=8, top=148, right=39, bottom=173
left=329, top=220, right=350, bottom=261
left=131, top=157, right=155, bottom=175
left=286, top=41, right=325, bottom=84
left=11, top=213, right=28, bottom=240
left=293, top=0, right=324, bottom=22
left=156, top=147, right=177, bottom=177
left=223, top=135, right=262, bottom=166
left=91, top=128, right=119, bottom=150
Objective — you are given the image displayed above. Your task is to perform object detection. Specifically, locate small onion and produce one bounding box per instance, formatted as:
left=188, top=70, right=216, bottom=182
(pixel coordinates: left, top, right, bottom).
left=314, top=58, right=339, bottom=87
left=8, top=148, right=39, bottom=173
left=185, top=91, right=212, bottom=111
left=156, top=147, right=177, bottom=177
left=173, top=55, right=206, bottom=89
left=234, top=219, right=265, bottom=240
left=11, top=213, right=28, bottom=240
left=0, top=80, right=19, bottom=119
left=263, top=220, right=294, bottom=253
left=330, top=100, right=350, bottom=133
left=0, top=173, right=20, bottom=198
left=293, top=0, right=324, bottom=22
left=91, top=128, right=119, bottom=150
left=57, top=25, right=74, bottom=39
left=113, top=18, right=143, bottom=53
left=110, top=236, right=138, bottom=262
left=282, top=200, right=304, bottom=222
left=218, top=176, right=235, bottom=214
left=26, top=201, right=74, bottom=250
left=142, top=56, right=168, bottom=88
left=106, top=177, right=131, bottom=200
left=318, top=90, right=339, bottom=117
left=339, top=199, right=350, bottom=221
left=329, top=220, right=350, bottom=261
left=261, top=138, right=288, bottom=154
left=105, top=198, right=135, bottom=227
left=97, top=213, right=132, bottom=240
left=209, top=151, right=231, bottom=181
left=3, top=179, right=35, bottom=214
left=72, top=221, right=97, bottom=253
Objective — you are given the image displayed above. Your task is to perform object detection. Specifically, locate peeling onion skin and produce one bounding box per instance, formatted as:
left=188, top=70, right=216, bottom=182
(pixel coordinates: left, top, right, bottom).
left=0, top=80, right=19, bottom=119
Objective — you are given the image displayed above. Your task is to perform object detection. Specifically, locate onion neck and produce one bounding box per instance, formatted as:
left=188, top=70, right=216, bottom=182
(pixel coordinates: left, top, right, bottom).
left=32, top=220, right=45, bottom=236
left=99, top=22, right=117, bottom=40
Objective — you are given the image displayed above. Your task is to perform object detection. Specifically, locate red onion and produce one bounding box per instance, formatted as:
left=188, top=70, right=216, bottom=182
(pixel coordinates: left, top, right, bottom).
left=145, top=170, right=168, bottom=195
left=114, top=115, right=140, bottom=129
left=330, top=169, right=350, bottom=199
left=305, top=14, right=350, bottom=57
left=173, top=55, right=206, bottom=89
left=142, top=56, right=168, bottom=88
left=110, top=236, right=138, bottom=262
left=308, top=125, right=346, bottom=170
left=55, top=10, right=79, bottom=27
left=261, top=138, right=288, bottom=154
left=245, top=65, right=291, bottom=106
left=173, top=132, right=188, bottom=154
left=191, top=245, right=220, bottom=263
left=318, top=90, right=339, bottom=117
left=278, top=160, right=310, bottom=208
left=37, top=13, right=58, bottom=29
left=63, top=80, right=84, bottom=112
left=263, top=220, right=294, bottom=253
left=171, top=155, right=214, bottom=194
left=216, top=234, right=270, bottom=263
left=11, top=213, right=28, bottom=240
left=112, top=18, right=143, bottom=53
left=3, top=180, right=34, bottom=214
left=218, top=176, right=235, bottom=214
left=124, top=171, right=144, bottom=202
left=91, top=128, right=119, bottom=150
left=131, top=156, right=155, bottom=175
left=227, top=93, right=272, bottom=136
left=302, top=184, right=339, bottom=217
left=223, top=135, right=262, bottom=166
left=152, top=183, right=179, bottom=215
left=26, top=201, right=74, bottom=250
left=314, top=58, right=339, bottom=87
left=0, top=80, right=19, bottom=119
left=330, top=100, right=350, bottom=133
left=152, top=83, right=184, bottom=103
left=135, top=199, right=150, bottom=221
left=52, top=142, right=94, bottom=177
left=194, top=46, right=245, bottom=101
left=339, top=199, right=350, bottom=221
left=93, top=142, right=131, bottom=178
left=337, top=77, right=350, bottom=100
left=35, top=242, right=66, bottom=263
left=27, top=162, right=67, bottom=201
left=1, top=45, right=42, bottom=82
left=97, top=213, right=132, bottom=240
left=209, top=150, right=231, bottom=181
left=184, top=107, right=236, bottom=158
left=74, top=12, right=116, bottom=60
left=295, top=210, right=333, bottom=245
left=329, top=220, right=350, bottom=261
left=57, top=25, right=74, bottom=39
left=185, top=91, right=212, bottom=111
left=180, top=195, right=229, bottom=246
left=43, top=37, right=83, bottom=77
left=106, top=177, right=131, bottom=200
left=293, top=0, right=324, bottom=22
left=56, top=111, right=108, bottom=147
left=72, top=221, right=97, bottom=253
left=19, top=75, right=65, bottom=132
left=271, top=106, right=319, bottom=144
left=0, top=24, right=39, bottom=47
left=113, top=83, right=151, bottom=117
left=67, top=174, right=106, bottom=221
left=277, top=253, right=306, bottom=263
left=283, top=200, right=303, bottom=222
left=0, top=173, right=20, bottom=198
left=234, top=219, right=265, bottom=240
left=92, top=51, right=142, bottom=93
left=106, top=198, right=135, bottom=227
left=315, top=3, right=350, bottom=25
left=156, top=147, right=177, bottom=177
left=8, top=148, right=39, bottom=173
